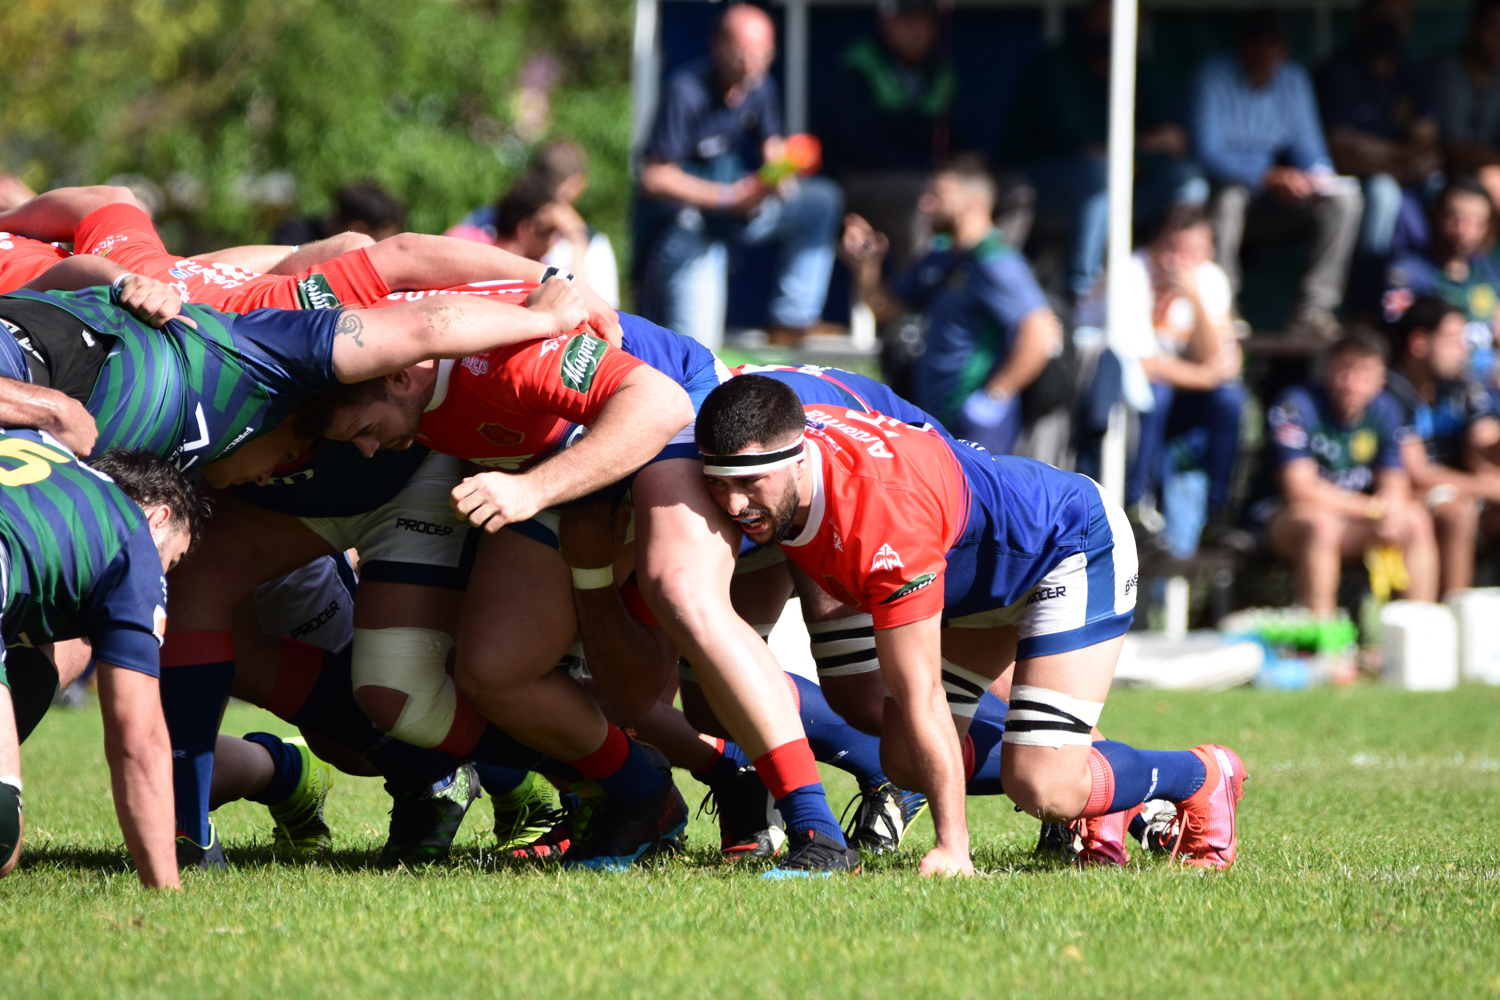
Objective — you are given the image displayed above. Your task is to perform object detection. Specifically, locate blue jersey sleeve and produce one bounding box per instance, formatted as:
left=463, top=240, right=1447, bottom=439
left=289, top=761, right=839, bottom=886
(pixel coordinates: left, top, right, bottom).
left=229, top=306, right=344, bottom=399
left=974, top=253, right=1049, bottom=337
left=1267, top=387, right=1317, bottom=467
left=1369, top=394, right=1410, bottom=470
left=85, top=528, right=166, bottom=678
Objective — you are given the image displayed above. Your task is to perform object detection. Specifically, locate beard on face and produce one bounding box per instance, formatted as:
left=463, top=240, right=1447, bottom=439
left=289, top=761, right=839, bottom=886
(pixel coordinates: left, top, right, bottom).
left=739, top=475, right=802, bottom=545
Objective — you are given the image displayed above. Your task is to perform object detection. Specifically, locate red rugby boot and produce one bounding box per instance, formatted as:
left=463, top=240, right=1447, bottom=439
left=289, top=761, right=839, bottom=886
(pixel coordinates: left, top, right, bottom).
left=1171, top=745, right=1247, bottom=870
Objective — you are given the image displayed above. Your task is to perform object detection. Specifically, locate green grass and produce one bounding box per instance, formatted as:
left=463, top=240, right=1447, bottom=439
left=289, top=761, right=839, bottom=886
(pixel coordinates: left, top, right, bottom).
left=3, top=686, right=1499, bottom=1000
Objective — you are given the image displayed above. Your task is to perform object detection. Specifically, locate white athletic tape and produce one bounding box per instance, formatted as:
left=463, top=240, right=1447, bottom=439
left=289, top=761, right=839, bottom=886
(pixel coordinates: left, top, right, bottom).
left=809, top=614, right=880, bottom=677
left=1001, top=684, right=1103, bottom=748
left=351, top=627, right=456, bottom=748
left=940, top=658, right=994, bottom=718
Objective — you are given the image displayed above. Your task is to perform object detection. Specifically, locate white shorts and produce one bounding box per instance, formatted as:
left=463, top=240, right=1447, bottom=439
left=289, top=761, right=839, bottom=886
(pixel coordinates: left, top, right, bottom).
left=254, top=555, right=356, bottom=653
left=299, top=451, right=477, bottom=590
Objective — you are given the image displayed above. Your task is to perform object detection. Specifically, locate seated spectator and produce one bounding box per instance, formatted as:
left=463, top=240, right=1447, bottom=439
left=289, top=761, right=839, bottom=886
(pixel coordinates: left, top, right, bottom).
left=841, top=154, right=1060, bottom=455
left=1383, top=176, right=1500, bottom=387
left=1113, top=206, right=1247, bottom=546
left=1190, top=9, right=1363, bottom=339
left=447, top=138, right=620, bottom=306
left=271, top=181, right=406, bottom=245
left=638, top=3, right=842, bottom=348
left=1317, top=0, right=1441, bottom=262
left=1431, top=0, right=1500, bottom=210
left=1004, top=0, right=1205, bottom=302
left=445, top=172, right=564, bottom=265
left=1386, top=296, right=1500, bottom=595
left=1260, top=330, right=1437, bottom=613
left=822, top=0, right=1034, bottom=270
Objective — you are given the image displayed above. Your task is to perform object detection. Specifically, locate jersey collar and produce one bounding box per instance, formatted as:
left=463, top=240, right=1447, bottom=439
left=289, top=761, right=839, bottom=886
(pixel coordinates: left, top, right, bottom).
left=781, top=439, right=825, bottom=548
left=425, top=359, right=455, bottom=413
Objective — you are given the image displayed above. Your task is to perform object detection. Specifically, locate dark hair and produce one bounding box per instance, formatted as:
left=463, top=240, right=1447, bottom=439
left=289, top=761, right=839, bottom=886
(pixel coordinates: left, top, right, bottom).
left=1393, top=295, right=1464, bottom=356
left=527, top=139, right=588, bottom=190
left=334, top=182, right=406, bottom=232
left=89, top=449, right=209, bottom=551
left=935, top=152, right=996, bottom=204
left=1240, top=7, right=1289, bottom=43
left=696, top=376, right=806, bottom=457
left=494, top=172, right=556, bottom=238
left=291, top=379, right=389, bottom=440
left=1330, top=327, right=1390, bottom=366
left=1151, top=203, right=1211, bottom=243
left=1436, top=174, right=1494, bottom=219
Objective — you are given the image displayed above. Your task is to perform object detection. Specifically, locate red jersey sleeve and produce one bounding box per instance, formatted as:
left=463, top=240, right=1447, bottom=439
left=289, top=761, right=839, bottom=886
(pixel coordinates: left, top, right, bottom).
left=73, top=203, right=173, bottom=277
left=849, top=485, right=949, bottom=629
left=508, top=332, right=644, bottom=426
left=0, top=235, right=69, bottom=292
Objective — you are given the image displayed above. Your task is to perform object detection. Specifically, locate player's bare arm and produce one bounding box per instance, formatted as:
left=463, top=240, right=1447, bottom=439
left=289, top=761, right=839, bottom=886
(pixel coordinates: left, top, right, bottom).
left=875, top=614, right=974, bottom=877
left=0, top=378, right=99, bottom=457
left=0, top=185, right=139, bottom=243
left=328, top=278, right=589, bottom=384
left=21, top=261, right=195, bottom=329
left=452, top=365, right=694, bottom=531
left=0, top=683, right=21, bottom=878
left=96, top=662, right=180, bottom=889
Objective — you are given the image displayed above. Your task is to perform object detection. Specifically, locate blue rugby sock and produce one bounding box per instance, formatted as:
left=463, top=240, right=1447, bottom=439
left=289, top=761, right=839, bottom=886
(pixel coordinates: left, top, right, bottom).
left=472, top=764, right=531, bottom=798
left=1090, top=741, right=1207, bottom=814
left=566, top=726, right=665, bottom=803
left=160, top=633, right=237, bottom=846
left=690, top=737, right=752, bottom=789
left=755, top=739, right=845, bottom=844
left=241, top=732, right=303, bottom=806
left=788, top=673, right=887, bottom=791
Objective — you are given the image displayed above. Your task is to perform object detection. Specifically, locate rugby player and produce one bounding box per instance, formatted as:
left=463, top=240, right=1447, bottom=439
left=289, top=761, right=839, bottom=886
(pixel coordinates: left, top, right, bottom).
left=303, top=310, right=859, bottom=873
left=694, top=375, right=1248, bottom=875
left=0, top=441, right=203, bottom=888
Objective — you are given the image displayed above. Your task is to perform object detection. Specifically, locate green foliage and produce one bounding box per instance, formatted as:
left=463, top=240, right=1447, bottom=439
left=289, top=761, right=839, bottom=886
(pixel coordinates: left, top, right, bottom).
left=0, top=0, right=633, bottom=253
left=5, top=687, right=1500, bottom=998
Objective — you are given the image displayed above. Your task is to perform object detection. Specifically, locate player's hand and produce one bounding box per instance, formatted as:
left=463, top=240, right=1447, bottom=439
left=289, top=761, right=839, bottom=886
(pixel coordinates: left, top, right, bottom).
left=525, top=276, right=589, bottom=337
left=577, top=281, right=623, bottom=349
left=724, top=176, right=771, bottom=216
left=114, top=274, right=197, bottom=329
left=840, top=214, right=888, bottom=267
left=1263, top=166, right=1315, bottom=202
left=450, top=471, right=542, bottom=533
left=40, top=389, right=99, bottom=458
left=558, top=498, right=631, bottom=571
left=919, top=845, right=975, bottom=878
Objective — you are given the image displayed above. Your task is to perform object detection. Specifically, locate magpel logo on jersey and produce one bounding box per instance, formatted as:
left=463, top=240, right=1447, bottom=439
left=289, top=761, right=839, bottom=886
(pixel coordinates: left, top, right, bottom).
left=560, top=335, right=604, bottom=393
left=871, top=543, right=904, bottom=572
left=295, top=273, right=342, bottom=310
left=881, top=573, right=937, bottom=603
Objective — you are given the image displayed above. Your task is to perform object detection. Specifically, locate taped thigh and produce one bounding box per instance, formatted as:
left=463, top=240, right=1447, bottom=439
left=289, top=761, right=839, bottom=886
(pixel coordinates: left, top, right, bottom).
left=809, top=613, right=878, bottom=678
left=1001, top=684, right=1103, bottom=747
left=351, top=627, right=456, bottom=748
left=940, top=658, right=993, bottom=718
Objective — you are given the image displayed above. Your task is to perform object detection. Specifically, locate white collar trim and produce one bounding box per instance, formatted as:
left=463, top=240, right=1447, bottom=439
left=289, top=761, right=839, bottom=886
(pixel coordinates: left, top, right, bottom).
left=425, top=359, right=455, bottom=413
left=782, top=439, right=825, bottom=549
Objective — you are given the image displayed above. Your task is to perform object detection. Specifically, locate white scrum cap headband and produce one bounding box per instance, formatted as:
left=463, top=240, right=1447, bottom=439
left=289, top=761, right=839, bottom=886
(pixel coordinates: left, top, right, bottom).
left=700, top=438, right=805, bottom=477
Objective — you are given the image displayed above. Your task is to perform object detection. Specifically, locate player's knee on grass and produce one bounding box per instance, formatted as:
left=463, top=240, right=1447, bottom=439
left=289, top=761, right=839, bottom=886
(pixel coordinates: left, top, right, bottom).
left=351, top=627, right=456, bottom=748
left=1000, top=747, right=1093, bottom=822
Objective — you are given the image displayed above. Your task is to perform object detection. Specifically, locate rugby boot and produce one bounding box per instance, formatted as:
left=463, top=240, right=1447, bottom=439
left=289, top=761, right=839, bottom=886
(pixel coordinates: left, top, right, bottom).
left=376, top=762, right=479, bottom=867
left=268, top=737, right=334, bottom=859
left=762, top=828, right=862, bottom=879
left=176, top=822, right=226, bottom=870
left=1067, top=806, right=1139, bottom=867
left=699, top=764, right=785, bottom=860
left=504, top=809, right=574, bottom=860
left=562, top=776, right=689, bottom=871
left=843, top=782, right=927, bottom=855
left=491, top=772, right=565, bottom=854
left=1135, top=798, right=1181, bottom=853
left=1035, top=821, right=1073, bottom=860
left=1171, top=745, right=1247, bottom=870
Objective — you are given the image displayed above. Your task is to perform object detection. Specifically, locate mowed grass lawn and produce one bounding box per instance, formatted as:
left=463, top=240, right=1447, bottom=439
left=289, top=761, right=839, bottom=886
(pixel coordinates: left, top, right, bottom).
left=2, top=685, right=1497, bottom=1000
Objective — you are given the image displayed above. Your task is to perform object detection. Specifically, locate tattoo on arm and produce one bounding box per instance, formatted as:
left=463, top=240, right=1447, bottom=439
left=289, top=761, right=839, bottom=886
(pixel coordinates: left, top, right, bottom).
left=335, top=312, right=366, bottom=348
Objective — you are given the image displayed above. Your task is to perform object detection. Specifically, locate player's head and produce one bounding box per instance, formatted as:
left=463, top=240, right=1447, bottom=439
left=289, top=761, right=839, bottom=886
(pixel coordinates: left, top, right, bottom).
left=923, top=153, right=995, bottom=234
left=333, top=182, right=406, bottom=241
left=876, top=0, right=938, bottom=66
left=199, top=417, right=314, bottom=490
left=1395, top=295, right=1468, bottom=380
left=528, top=138, right=589, bottom=205
left=90, top=449, right=207, bottom=571
left=713, top=3, right=776, bottom=90
left=696, top=375, right=809, bottom=545
left=495, top=172, right=560, bottom=261
left=1148, top=203, right=1213, bottom=269
left=1432, top=175, right=1493, bottom=259
left=1236, top=8, right=1289, bottom=87
left=296, top=371, right=428, bottom=457
left=1324, top=327, right=1390, bottom=421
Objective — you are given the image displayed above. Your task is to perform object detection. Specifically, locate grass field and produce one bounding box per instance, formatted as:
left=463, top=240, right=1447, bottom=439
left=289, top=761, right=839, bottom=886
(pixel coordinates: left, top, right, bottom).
left=2, top=684, right=1497, bottom=1000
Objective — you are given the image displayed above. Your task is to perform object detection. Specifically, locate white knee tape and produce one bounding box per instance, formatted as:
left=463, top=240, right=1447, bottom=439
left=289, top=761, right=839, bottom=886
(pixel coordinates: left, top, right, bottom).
left=352, top=627, right=457, bottom=748
left=809, top=613, right=879, bottom=677
left=1001, top=684, right=1103, bottom=748
left=940, top=658, right=993, bottom=718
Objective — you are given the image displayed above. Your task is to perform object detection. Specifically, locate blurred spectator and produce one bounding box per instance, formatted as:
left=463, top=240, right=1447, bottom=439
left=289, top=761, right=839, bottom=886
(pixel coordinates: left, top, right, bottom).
left=1316, top=0, right=1440, bottom=261
left=272, top=181, right=406, bottom=245
left=448, top=139, right=619, bottom=306
left=1260, top=330, right=1437, bottom=612
left=1386, top=296, right=1500, bottom=595
left=822, top=0, right=1034, bottom=270
left=638, top=3, right=842, bottom=348
left=842, top=154, right=1060, bottom=455
left=1383, top=177, right=1500, bottom=386
left=1111, top=206, right=1247, bottom=545
left=1431, top=0, right=1500, bottom=210
left=1004, top=0, right=1206, bottom=302
left=471, top=173, right=560, bottom=262
left=1190, top=9, right=1362, bottom=339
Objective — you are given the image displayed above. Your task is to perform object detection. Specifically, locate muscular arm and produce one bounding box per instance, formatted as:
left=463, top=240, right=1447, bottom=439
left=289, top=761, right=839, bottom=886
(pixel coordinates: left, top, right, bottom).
left=0, top=378, right=99, bottom=457
left=1139, top=344, right=1239, bottom=392
left=0, top=683, right=20, bottom=877
left=875, top=613, right=971, bottom=876
left=1277, top=456, right=1380, bottom=519
left=453, top=365, right=695, bottom=530
left=96, top=663, right=180, bottom=889
left=1400, top=435, right=1500, bottom=502
left=984, top=307, right=1061, bottom=398
left=21, top=254, right=129, bottom=291
left=0, top=185, right=139, bottom=242
left=328, top=279, right=587, bottom=384
left=193, top=232, right=376, bottom=275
